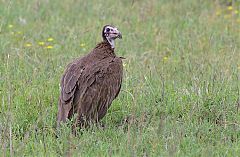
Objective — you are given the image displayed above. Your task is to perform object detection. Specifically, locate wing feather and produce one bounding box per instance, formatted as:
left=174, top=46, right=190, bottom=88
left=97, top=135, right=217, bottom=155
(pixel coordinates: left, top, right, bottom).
left=76, top=57, right=123, bottom=121
left=57, top=55, right=123, bottom=127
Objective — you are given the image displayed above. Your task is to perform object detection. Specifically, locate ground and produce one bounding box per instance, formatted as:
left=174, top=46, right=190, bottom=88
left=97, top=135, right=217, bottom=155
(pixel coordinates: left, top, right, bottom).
left=0, top=0, right=240, bottom=156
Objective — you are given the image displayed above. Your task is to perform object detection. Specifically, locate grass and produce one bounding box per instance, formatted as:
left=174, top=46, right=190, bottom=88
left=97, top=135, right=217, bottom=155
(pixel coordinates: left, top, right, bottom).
left=0, top=0, right=240, bottom=156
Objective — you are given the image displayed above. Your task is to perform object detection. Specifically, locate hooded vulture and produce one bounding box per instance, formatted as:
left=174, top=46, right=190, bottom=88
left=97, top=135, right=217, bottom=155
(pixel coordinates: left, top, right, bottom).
left=57, top=25, right=123, bottom=130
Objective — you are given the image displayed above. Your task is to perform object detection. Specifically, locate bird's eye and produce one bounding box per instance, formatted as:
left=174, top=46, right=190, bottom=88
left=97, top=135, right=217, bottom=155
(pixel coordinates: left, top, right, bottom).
left=106, top=28, right=110, bottom=32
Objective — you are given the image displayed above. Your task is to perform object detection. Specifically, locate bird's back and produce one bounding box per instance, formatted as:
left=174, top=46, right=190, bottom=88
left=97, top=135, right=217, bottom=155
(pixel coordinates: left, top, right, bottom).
left=57, top=41, right=123, bottom=128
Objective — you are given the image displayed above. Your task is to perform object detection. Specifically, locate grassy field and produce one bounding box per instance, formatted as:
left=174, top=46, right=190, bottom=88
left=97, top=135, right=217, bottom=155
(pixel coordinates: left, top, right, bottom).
left=0, top=0, right=240, bottom=156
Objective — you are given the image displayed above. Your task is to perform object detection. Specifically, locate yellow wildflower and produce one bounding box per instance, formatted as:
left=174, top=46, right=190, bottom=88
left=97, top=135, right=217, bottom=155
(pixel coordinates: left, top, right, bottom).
left=47, top=38, right=54, bottom=42
left=163, top=56, right=168, bottom=61
left=80, top=43, right=86, bottom=47
left=17, top=31, right=22, bottom=34
left=234, top=10, right=239, bottom=14
left=227, top=6, right=233, bottom=11
left=46, top=45, right=53, bottom=49
left=8, top=24, right=13, bottom=28
left=215, top=11, right=221, bottom=16
left=25, top=43, right=32, bottom=47
left=38, top=42, right=45, bottom=46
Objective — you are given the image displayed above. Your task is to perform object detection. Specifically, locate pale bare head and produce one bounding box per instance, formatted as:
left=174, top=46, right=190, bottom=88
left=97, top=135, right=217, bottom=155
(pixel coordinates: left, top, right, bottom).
left=102, top=25, right=122, bottom=48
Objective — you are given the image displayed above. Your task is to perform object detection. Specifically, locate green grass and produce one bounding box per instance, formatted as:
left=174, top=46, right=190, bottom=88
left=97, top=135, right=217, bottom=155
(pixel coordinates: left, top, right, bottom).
left=1, top=0, right=240, bottom=156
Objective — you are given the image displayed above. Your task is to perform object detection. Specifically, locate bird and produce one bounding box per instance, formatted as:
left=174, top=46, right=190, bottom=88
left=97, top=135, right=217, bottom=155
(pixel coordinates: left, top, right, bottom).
left=57, top=25, right=123, bottom=131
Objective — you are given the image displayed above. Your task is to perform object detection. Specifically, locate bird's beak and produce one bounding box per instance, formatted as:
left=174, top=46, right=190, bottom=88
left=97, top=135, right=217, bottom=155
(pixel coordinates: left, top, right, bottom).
left=118, top=32, right=122, bottom=39
left=112, top=28, right=122, bottom=39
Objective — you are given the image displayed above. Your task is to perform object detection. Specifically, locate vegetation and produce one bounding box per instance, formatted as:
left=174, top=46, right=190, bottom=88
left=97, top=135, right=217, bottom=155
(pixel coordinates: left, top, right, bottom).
left=0, top=0, right=240, bottom=156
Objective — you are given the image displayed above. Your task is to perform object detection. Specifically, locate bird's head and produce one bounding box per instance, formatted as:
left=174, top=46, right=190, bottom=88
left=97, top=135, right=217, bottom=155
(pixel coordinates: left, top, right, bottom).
left=102, top=25, right=122, bottom=49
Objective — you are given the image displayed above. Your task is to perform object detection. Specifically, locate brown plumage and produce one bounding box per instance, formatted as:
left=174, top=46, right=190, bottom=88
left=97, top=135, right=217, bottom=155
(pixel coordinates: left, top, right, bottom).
left=57, top=25, right=123, bottom=129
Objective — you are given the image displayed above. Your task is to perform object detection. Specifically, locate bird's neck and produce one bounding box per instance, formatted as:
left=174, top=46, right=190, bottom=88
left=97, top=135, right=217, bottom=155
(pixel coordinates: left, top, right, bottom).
left=106, top=38, right=115, bottom=49
left=93, top=41, right=115, bottom=57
